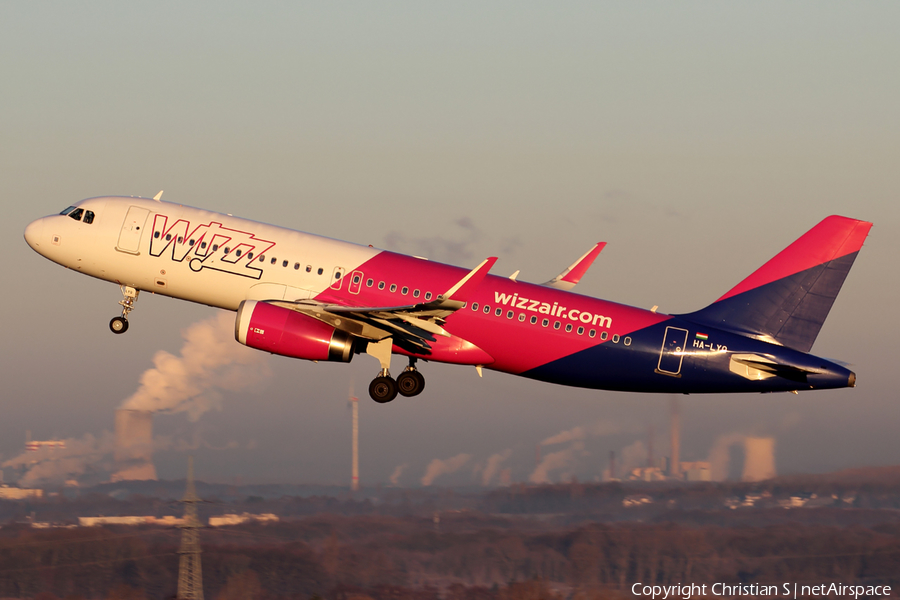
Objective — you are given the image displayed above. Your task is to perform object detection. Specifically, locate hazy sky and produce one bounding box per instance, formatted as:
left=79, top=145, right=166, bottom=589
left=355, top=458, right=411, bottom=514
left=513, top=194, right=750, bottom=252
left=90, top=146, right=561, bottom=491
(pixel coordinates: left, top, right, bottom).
left=2, top=2, right=899, bottom=486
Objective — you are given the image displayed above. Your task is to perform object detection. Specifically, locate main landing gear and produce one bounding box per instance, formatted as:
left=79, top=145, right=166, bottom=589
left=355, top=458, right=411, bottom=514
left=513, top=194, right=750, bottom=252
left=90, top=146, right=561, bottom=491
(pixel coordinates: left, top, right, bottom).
left=109, top=285, right=139, bottom=334
left=367, top=355, right=426, bottom=403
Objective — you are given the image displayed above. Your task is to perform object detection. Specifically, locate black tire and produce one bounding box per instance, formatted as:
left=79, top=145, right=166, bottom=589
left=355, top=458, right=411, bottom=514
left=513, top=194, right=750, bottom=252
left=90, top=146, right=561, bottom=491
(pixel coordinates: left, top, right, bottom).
left=397, top=370, right=425, bottom=397
left=369, top=376, right=398, bottom=403
left=109, top=317, right=129, bottom=334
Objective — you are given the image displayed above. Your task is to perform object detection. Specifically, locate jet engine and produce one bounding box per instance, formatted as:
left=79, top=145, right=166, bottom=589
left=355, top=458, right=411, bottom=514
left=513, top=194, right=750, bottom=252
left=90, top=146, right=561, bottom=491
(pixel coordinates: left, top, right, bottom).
left=235, top=300, right=355, bottom=362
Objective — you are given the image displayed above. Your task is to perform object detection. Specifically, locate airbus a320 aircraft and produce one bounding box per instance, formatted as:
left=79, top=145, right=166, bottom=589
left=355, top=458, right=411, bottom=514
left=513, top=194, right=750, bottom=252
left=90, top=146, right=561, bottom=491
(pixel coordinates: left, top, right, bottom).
left=24, top=194, right=871, bottom=402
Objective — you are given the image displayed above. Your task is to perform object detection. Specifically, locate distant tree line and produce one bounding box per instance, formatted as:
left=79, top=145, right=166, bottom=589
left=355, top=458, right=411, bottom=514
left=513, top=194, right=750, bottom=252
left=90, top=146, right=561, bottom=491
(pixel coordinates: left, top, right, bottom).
left=1, top=514, right=899, bottom=599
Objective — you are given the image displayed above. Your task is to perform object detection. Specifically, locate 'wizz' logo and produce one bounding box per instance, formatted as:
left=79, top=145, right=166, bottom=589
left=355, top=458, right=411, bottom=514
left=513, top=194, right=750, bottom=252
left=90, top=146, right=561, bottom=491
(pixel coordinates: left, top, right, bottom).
left=149, top=215, right=276, bottom=280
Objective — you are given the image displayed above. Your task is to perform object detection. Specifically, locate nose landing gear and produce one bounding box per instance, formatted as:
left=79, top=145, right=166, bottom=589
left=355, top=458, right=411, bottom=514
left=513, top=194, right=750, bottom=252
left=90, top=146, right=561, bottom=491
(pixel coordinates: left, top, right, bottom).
left=110, top=285, right=139, bottom=334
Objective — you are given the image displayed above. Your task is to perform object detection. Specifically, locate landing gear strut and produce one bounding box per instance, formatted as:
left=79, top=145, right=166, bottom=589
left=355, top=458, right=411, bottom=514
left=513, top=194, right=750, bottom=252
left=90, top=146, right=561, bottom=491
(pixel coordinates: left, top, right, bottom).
left=110, top=285, right=139, bottom=335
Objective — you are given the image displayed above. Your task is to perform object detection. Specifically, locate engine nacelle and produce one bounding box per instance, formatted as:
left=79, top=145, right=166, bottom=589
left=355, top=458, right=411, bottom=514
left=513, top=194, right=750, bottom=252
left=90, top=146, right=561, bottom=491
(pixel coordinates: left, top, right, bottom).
left=235, top=300, right=355, bottom=362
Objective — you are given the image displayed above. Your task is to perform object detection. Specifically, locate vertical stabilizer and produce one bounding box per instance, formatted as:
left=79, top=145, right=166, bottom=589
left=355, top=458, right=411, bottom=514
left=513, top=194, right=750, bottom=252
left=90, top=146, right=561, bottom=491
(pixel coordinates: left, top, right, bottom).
left=679, top=216, right=872, bottom=352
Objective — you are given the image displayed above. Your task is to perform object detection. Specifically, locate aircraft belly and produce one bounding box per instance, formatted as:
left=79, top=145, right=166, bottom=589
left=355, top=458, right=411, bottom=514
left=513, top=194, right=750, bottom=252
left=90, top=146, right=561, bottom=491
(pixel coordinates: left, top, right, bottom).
left=521, top=320, right=854, bottom=393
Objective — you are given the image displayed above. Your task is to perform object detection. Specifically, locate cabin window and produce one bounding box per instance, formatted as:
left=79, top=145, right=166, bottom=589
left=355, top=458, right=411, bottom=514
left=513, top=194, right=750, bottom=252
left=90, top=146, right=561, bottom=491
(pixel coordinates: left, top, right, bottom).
left=317, top=268, right=324, bottom=275
left=413, top=289, right=420, bottom=298
left=166, top=234, right=172, bottom=241
left=495, top=308, right=502, bottom=317
left=366, top=278, right=374, bottom=287
left=390, top=284, right=397, bottom=292
left=247, top=252, right=253, bottom=260
left=425, top=292, right=432, bottom=301
left=68, top=208, right=84, bottom=221
left=224, top=247, right=230, bottom=254
left=154, top=231, right=160, bottom=239
left=542, top=319, right=549, bottom=327
left=235, top=249, right=242, bottom=257
left=270, top=257, right=276, bottom=264
left=378, top=282, right=385, bottom=290
left=212, top=244, right=219, bottom=251
left=483, top=305, right=491, bottom=314
left=178, top=236, right=184, bottom=243
left=189, top=239, right=195, bottom=246
left=565, top=324, right=573, bottom=332
left=83, top=211, right=95, bottom=224
left=554, top=322, right=561, bottom=330
left=294, top=263, right=300, bottom=270
left=335, top=272, right=341, bottom=279
left=600, top=331, right=608, bottom=340
left=401, top=286, right=408, bottom=295
left=282, top=260, right=288, bottom=267
left=624, top=337, right=632, bottom=346
left=507, top=311, right=514, bottom=319
left=589, top=329, right=596, bottom=338
left=353, top=275, right=361, bottom=284
left=577, top=326, right=584, bottom=335
left=472, top=303, right=479, bottom=311
left=519, top=314, right=526, bottom=322
left=201, top=241, right=207, bottom=249
left=259, top=255, right=265, bottom=262
left=530, top=316, right=537, bottom=324
left=612, top=334, right=620, bottom=343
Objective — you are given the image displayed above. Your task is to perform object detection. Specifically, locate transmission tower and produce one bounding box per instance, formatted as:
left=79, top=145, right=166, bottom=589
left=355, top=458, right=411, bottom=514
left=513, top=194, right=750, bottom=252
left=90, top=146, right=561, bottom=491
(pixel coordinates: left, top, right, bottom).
left=176, top=456, right=204, bottom=600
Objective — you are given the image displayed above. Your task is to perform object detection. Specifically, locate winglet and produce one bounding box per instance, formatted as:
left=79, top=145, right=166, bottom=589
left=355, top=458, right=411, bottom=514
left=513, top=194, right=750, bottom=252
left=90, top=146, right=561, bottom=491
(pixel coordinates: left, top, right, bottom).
left=439, top=257, right=498, bottom=303
left=543, top=242, right=606, bottom=290
left=153, top=190, right=164, bottom=201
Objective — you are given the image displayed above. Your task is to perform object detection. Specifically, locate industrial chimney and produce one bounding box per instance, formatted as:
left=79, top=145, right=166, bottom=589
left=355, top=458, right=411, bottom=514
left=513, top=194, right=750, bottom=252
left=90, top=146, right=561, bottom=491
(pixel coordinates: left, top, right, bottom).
left=670, top=397, right=681, bottom=478
left=112, top=409, right=157, bottom=481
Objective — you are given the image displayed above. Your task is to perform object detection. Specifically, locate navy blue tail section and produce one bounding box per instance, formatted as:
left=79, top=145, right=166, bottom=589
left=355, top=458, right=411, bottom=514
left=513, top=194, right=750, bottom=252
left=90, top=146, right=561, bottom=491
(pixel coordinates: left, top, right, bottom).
left=678, top=216, right=872, bottom=353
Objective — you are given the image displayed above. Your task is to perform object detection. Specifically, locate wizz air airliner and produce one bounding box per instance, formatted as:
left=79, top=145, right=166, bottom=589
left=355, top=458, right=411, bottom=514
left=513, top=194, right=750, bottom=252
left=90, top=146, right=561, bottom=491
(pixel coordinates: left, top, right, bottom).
left=24, top=194, right=871, bottom=402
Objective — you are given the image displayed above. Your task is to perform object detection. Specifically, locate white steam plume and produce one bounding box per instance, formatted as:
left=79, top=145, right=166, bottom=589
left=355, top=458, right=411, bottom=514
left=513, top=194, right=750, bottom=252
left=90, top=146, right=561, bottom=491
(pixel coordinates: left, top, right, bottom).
left=2, top=433, right=115, bottom=487
left=540, top=420, right=628, bottom=447
left=421, top=453, right=472, bottom=486
left=619, top=440, right=649, bottom=474
left=481, top=449, right=512, bottom=486
left=529, top=441, right=586, bottom=484
left=120, top=311, right=271, bottom=421
left=389, top=463, right=408, bottom=486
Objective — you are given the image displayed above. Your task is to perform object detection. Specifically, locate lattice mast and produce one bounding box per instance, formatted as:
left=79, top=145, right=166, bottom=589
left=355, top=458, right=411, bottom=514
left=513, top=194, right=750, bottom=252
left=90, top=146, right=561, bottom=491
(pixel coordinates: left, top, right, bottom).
left=351, top=387, right=359, bottom=493
left=177, top=456, right=204, bottom=600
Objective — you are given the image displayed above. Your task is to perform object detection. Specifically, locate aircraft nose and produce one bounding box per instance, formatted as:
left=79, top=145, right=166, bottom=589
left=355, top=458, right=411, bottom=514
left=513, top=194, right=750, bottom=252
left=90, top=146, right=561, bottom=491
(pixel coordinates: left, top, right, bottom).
left=24, top=218, right=45, bottom=250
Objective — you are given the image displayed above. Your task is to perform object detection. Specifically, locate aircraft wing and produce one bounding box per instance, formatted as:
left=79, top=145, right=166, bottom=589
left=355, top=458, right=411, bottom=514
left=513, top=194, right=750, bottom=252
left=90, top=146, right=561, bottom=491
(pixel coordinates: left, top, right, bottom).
left=269, top=257, right=497, bottom=355
left=542, top=242, right=605, bottom=290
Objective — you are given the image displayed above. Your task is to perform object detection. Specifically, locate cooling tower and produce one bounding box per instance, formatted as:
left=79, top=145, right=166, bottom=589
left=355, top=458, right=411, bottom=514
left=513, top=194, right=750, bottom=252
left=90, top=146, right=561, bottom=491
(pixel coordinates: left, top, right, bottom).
left=112, top=409, right=157, bottom=481
left=741, top=437, right=776, bottom=482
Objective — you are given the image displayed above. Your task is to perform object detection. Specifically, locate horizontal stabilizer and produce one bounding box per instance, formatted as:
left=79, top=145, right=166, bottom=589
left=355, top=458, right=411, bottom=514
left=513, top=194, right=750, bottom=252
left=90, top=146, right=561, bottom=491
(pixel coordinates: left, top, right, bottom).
left=543, top=242, right=606, bottom=290
left=679, top=216, right=872, bottom=352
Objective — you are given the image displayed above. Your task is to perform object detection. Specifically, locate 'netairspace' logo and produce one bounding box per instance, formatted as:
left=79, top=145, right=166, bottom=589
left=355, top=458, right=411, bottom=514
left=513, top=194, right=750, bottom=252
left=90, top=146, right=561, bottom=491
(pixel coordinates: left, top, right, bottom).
left=493, top=292, right=612, bottom=329
left=631, top=582, right=892, bottom=600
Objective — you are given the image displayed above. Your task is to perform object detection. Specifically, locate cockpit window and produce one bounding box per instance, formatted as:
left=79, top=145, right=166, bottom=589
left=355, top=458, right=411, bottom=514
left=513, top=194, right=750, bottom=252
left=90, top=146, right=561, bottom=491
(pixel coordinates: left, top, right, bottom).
left=68, top=208, right=84, bottom=221
left=83, top=210, right=95, bottom=224
left=59, top=206, right=77, bottom=216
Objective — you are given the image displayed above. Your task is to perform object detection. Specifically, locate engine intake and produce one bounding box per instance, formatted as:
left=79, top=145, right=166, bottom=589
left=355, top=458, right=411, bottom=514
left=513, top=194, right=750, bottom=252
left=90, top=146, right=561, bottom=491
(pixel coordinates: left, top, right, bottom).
left=235, top=300, right=355, bottom=362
